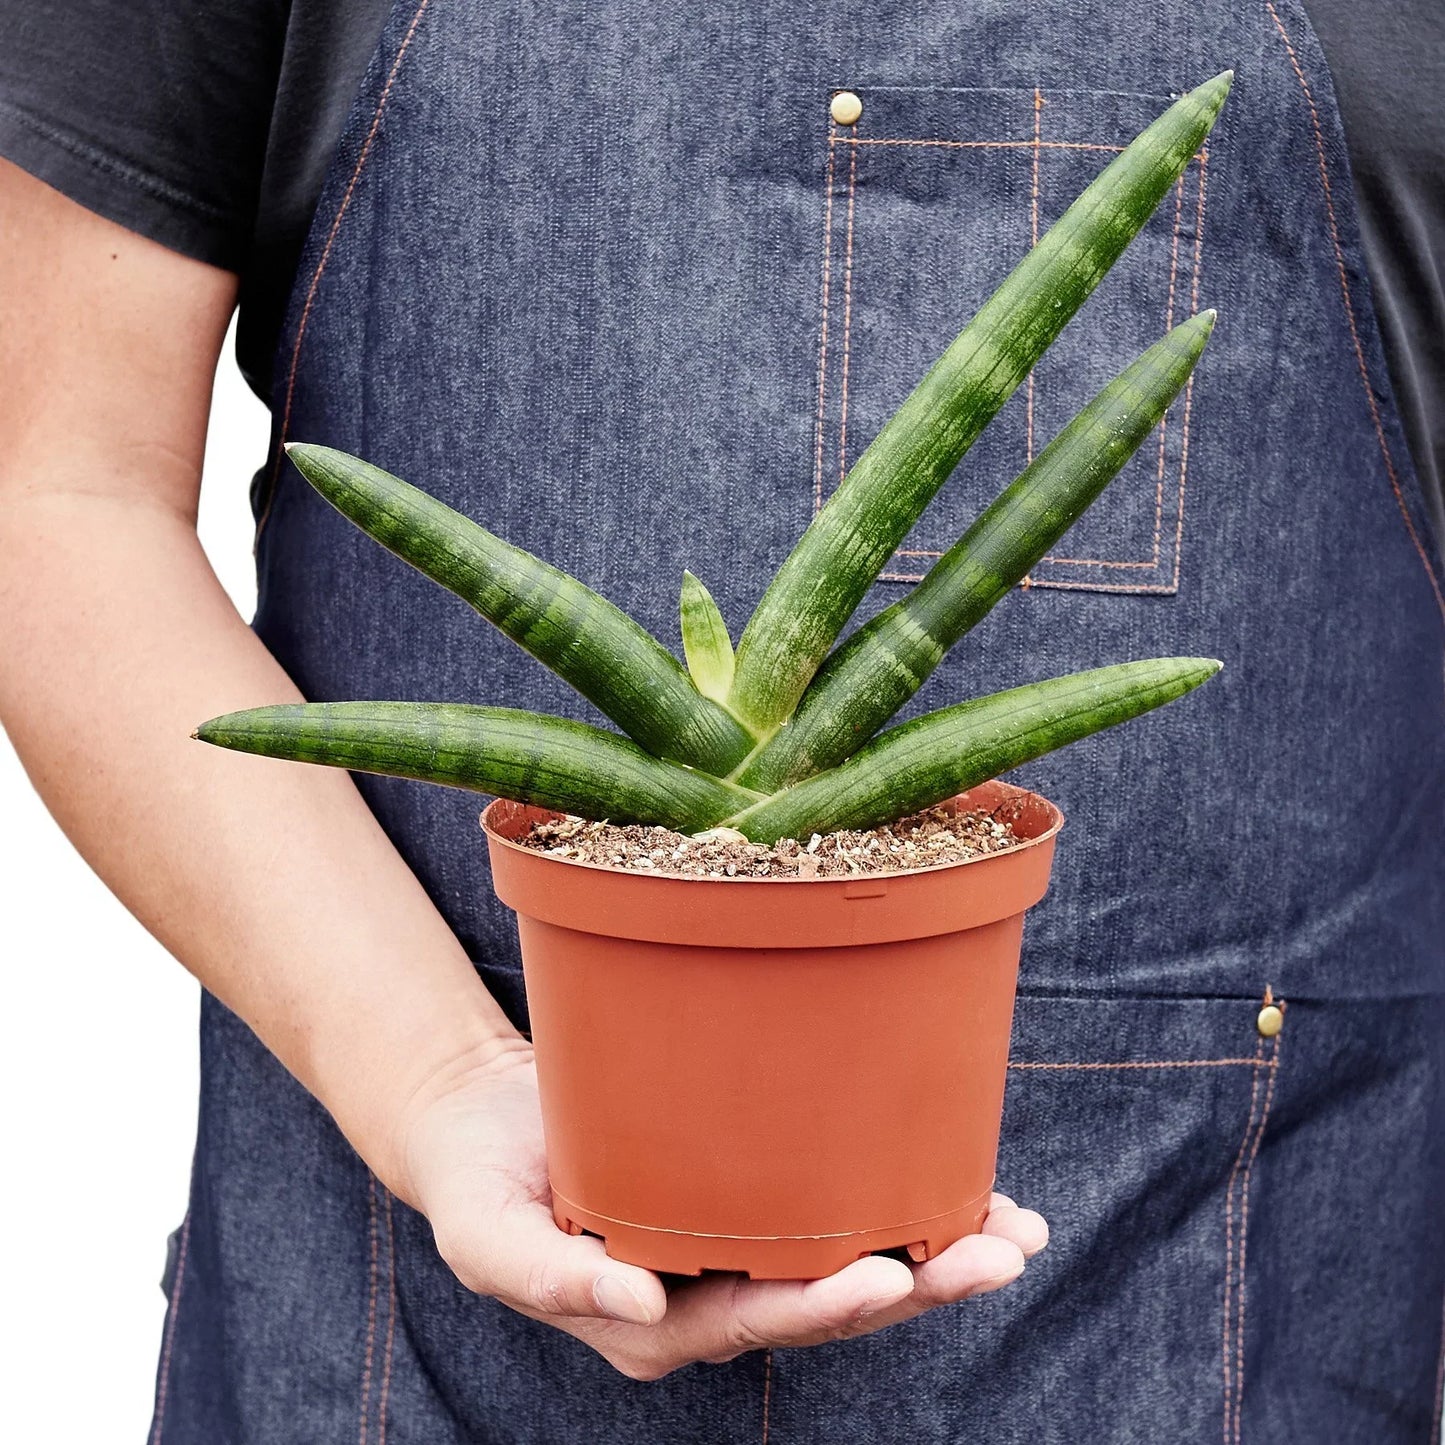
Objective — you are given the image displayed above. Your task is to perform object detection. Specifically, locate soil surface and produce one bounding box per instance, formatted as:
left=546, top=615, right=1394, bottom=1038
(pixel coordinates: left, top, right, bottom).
left=516, top=804, right=1024, bottom=879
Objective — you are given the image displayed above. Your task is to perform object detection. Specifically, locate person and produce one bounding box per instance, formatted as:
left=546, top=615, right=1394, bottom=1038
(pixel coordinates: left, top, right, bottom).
left=1, top=2, right=1440, bottom=1441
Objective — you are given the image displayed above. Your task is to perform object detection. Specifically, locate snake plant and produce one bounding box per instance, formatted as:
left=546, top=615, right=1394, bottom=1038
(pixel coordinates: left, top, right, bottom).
left=200, top=74, right=1230, bottom=845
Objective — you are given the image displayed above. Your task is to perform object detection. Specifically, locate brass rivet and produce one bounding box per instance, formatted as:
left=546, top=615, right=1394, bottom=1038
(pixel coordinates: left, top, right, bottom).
left=831, top=91, right=863, bottom=126
left=1256, top=1004, right=1284, bottom=1038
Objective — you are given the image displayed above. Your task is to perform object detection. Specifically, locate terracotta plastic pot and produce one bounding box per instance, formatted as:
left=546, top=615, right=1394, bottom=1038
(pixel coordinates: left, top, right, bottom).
left=481, top=779, right=1063, bottom=1280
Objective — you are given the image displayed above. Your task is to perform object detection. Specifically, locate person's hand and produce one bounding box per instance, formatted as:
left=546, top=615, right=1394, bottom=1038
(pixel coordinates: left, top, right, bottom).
left=397, top=1037, right=1048, bottom=1381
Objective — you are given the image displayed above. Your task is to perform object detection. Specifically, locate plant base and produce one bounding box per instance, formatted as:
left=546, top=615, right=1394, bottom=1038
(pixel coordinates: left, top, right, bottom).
left=553, top=1188, right=995, bottom=1279
left=483, top=780, right=1063, bottom=1283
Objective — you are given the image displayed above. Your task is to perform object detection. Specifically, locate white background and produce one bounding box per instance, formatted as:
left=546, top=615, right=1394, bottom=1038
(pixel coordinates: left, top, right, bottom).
left=0, top=321, right=268, bottom=1438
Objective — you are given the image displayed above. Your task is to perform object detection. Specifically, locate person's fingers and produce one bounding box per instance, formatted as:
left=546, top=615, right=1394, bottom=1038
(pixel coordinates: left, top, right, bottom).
left=464, top=1193, right=1045, bottom=1380
left=990, top=1191, right=1018, bottom=1210
left=590, top=1254, right=918, bottom=1378
left=588, top=1227, right=1035, bottom=1379
left=798, top=1230, right=1028, bottom=1344
left=908, top=1232, right=1026, bottom=1305
left=433, top=1198, right=668, bottom=1325
left=982, top=1204, right=1049, bottom=1258
left=719, top=1255, right=919, bottom=1353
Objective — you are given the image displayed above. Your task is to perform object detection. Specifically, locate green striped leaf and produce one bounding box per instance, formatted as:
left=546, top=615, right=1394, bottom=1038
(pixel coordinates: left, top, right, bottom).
left=726, top=72, right=1232, bottom=734
left=196, top=702, right=755, bottom=830
left=742, top=310, right=1216, bottom=790
left=723, top=659, right=1221, bottom=843
left=679, top=571, right=735, bottom=703
left=285, top=445, right=755, bottom=774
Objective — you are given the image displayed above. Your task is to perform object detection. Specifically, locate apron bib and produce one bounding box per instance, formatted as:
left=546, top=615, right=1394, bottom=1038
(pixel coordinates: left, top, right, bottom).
left=152, top=3, right=1445, bottom=1439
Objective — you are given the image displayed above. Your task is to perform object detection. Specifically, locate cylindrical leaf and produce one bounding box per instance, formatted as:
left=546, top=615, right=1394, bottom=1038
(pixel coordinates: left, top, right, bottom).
left=196, top=702, right=754, bottom=830
left=679, top=571, right=736, bottom=704
left=286, top=445, right=755, bottom=773
left=743, top=311, right=1216, bottom=790
left=726, top=73, right=1232, bottom=734
left=723, top=659, right=1221, bottom=843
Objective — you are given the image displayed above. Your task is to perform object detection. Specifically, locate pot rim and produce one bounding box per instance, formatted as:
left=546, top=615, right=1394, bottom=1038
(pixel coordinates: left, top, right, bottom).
left=479, top=778, right=1064, bottom=888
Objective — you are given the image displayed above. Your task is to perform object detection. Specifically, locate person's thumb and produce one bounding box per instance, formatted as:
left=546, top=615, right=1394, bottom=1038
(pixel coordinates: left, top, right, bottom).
left=435, top=1202, right=668, bottom=1325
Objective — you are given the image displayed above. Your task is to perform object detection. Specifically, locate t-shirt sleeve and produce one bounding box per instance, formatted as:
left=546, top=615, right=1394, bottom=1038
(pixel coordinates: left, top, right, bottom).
left=0, top=1, right=285, bottom=271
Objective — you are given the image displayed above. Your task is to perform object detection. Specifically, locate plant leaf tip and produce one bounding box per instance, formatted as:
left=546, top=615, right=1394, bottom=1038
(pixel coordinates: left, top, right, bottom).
left=1184, top=657, right=1224, bottom=683
left=285, top=440, right=339, bottom=471
left=1177, top=307, right=1217, bottom=337
left=194, top=712, right=246, bottom=744
left=1187, top=69, right=1233, bottom=118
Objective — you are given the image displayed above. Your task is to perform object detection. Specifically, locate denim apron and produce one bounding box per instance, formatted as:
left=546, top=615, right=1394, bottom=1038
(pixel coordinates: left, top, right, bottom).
left=150, top=1, right=1445, bottom=1440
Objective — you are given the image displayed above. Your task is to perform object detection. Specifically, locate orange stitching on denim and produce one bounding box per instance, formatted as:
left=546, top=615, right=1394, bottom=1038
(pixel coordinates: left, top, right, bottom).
left=836, top=137, right=860, bottom=486
left=1265, top=0, right=1445, bottom=623
left=882, top=573, right=1176, bottom=591
left=1187, top=153, right=1209, bottom=353
left=1026, top=577, right=1177, bottom=593
left=814, top=136, right=838, bottom=520
left=853, top=137, right=1125, bottom=153
left=761, top=1347, right=774, bottom=1443
left=889, top=547, right=1172, bottom=571
left=359, top=1174, right=380, bottom=1445
left=256, top=0, right=435, bottom=546
left=1222, top=1035, right=1267, bottom=1445
left=1233, top=1004, right=1285, bottom=1444
left=1150, top=174, right=1189, bottom=564
left=1168, top=394, right=1199, bottom=578
left=149, top=1213, right=191, bottom=1444
left=1168, top=146, right=1210, bottom=590
left=1036, top=554, right=1161, bottom=570
left=1161, top=171, right=1187, bottom=360
left=1007, top=1057, right=1258, bottom=1070
left=1025, top=89, right=1043, bottom=470
left=900, top=554, right=1168, bottom=572
left=378, top=1189, right=396, bottom=1444
left=1029, top=90, right=1044, bottom=248
left=1431, top=1286, right=1445, bottom=1444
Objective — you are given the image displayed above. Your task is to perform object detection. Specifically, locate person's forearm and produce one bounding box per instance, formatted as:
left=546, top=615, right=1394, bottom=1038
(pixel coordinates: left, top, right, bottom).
left=0, top=485, right=522, bottom=1201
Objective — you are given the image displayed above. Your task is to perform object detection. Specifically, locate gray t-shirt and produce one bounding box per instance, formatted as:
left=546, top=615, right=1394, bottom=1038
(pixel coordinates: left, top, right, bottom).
left=1, top=1, right=1440, bottom=547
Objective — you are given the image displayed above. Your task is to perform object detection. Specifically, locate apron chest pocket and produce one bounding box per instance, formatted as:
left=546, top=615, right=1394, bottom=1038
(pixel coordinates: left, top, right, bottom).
left=810, top=85, right=1215, bottom=595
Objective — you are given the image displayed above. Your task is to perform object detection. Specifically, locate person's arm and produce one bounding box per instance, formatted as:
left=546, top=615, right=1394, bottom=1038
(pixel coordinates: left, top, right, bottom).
left=0, top=158, right=515, bottom=1184
left=0, top=160, right=1044, bottom=1379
